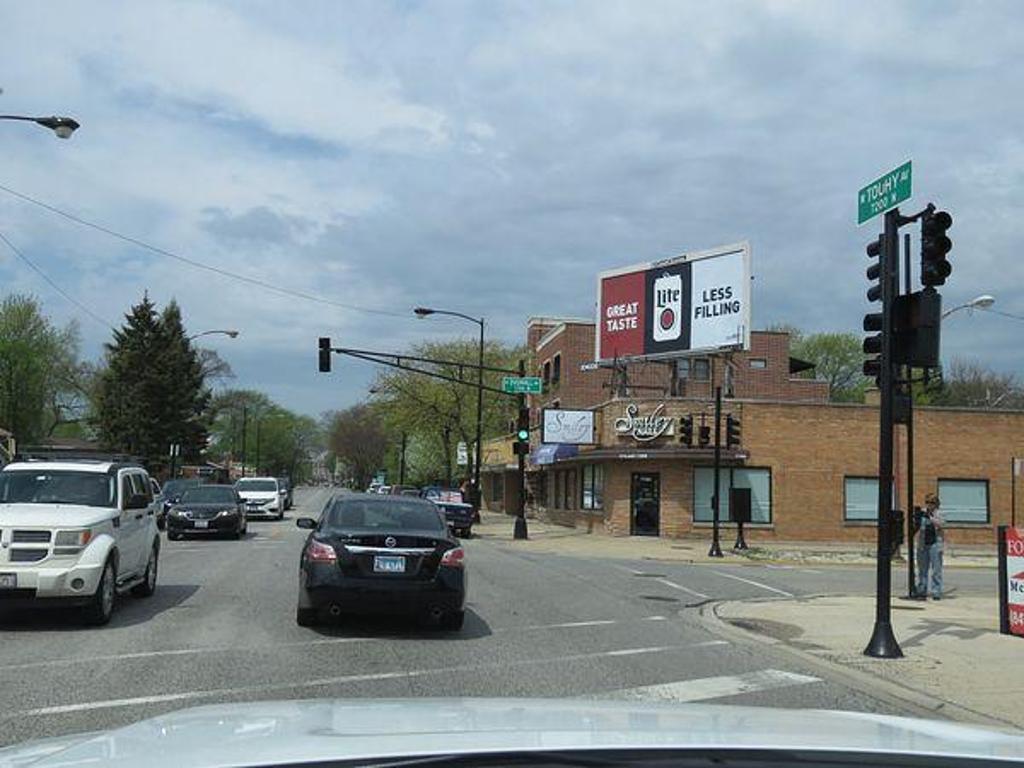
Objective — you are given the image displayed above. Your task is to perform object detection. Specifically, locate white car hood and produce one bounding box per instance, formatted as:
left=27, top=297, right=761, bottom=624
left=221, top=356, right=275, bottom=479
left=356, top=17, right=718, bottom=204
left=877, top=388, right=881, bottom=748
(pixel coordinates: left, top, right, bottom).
left=1, top=698, right=1022, bottom=768
left=0, top=503, right=114, bottom=528
left=236, top=491, right=277, bottom=501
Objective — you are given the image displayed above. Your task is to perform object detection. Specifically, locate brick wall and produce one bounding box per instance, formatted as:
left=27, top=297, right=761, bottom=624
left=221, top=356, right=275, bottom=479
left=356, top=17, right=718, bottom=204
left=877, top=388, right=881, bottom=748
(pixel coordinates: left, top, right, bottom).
left=529, top=396, right=1024, bottom=547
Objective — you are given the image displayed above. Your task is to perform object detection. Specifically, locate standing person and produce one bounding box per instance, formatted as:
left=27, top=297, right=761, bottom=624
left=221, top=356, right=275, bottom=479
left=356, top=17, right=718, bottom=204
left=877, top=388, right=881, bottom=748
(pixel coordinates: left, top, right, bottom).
left=916, top=492, right=945, bottom=600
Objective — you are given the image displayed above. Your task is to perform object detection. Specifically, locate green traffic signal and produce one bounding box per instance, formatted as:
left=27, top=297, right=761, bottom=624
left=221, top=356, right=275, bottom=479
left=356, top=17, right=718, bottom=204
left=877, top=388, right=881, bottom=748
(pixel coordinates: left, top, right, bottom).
left=517, top=429, right=529, bottom=441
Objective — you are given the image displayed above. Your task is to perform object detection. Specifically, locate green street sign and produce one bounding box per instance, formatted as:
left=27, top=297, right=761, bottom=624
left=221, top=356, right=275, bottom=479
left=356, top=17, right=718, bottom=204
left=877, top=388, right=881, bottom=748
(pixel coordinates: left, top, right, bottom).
left=858, top=161, right=912, bottom=225
left=502, top=376, right=543, bottom=394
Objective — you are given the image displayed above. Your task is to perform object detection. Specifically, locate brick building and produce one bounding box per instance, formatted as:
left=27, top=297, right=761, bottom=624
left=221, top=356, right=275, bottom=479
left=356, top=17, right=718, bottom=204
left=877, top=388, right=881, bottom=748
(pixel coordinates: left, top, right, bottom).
left=478, top=318, right=1024, bottom=547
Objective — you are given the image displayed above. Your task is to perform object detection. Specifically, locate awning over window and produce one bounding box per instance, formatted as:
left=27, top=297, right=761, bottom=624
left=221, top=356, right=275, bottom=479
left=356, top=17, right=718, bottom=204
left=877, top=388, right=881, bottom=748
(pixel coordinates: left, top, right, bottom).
left=530, top=443, right=579, bottom=466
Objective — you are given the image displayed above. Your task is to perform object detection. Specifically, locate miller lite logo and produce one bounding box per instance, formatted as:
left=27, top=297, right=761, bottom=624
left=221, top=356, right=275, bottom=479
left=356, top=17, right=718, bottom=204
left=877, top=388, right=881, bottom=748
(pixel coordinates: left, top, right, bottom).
left=652, top=272, right=682, bottom=342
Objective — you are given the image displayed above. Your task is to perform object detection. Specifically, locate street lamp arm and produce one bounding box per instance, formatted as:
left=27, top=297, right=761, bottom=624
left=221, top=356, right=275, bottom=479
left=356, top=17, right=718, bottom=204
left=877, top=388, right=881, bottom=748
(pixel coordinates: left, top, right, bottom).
left=188, top=329, right=240, bottom=341
left=0, top=114, right=80, bottom=139
left=415, top=307, right=483, bottom=326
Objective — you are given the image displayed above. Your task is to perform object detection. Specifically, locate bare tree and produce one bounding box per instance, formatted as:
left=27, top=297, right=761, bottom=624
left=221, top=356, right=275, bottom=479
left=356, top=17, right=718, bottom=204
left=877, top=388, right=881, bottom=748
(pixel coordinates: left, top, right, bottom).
left=930, top=359, right=1024, bottom=409
left=326, top=404, right=389, bottom=489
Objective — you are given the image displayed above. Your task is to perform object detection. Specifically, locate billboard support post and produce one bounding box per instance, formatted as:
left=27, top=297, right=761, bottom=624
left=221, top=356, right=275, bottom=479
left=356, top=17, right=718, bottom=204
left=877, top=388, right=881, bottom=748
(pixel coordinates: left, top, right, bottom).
left=709, top=385, right=724, bottom=558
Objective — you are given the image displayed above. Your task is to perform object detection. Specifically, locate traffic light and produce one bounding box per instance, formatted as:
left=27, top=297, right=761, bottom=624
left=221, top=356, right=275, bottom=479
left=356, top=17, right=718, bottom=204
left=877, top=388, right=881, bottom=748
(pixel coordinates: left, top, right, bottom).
left=863, top=235, right=884, bottom=385
left=920, top=208, right=953, bottom=287
left=680, top=415, right=694, bottom=447
left=726, top=414, right=741, bottom=449
left=318, top=337, right=332, bottom=373
left=513, top=407, right=531, bottom=455
left=698, top=423, right=711, bottom=448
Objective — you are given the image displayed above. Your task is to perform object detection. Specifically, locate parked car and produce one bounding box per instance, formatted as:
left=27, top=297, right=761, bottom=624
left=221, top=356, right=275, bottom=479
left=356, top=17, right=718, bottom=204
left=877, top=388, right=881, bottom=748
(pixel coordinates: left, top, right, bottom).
left=277, top=477, right=294, bottom=510
left=420, top=486, right=464, bottom=503
left=0, top=456, right=160, bottom=625
left=433, top=500, right=474, bottom=538
left=377, top=485, right=393, bottom=495
left=388, top=484, right=419, bottom=496
left=166, top=484, right=247, bottom=540
left=235, top=477, right=283, bottom=519
left=157, top=478, right=201, bottom=530
left=295, top=494, right=466, bottom=629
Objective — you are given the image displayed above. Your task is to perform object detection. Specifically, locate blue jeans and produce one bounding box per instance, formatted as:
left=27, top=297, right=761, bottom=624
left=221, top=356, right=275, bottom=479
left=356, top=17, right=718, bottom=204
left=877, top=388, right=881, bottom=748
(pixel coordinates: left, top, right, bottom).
left=917, top=540, right=944, bottom=598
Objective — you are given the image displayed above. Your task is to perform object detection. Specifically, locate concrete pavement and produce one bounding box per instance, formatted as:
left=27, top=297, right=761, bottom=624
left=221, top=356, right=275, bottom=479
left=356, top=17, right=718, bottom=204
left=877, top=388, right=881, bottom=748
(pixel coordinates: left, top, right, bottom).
left=0, top=488, right=1009, bottom=747
left=715, top=595, right=1022, bottom=729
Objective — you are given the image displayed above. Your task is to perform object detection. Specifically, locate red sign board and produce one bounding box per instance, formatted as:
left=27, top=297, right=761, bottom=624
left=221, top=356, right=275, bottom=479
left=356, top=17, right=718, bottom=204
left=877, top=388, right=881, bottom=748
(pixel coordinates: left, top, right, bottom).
left=1005, top=527, right=1024, bottom=637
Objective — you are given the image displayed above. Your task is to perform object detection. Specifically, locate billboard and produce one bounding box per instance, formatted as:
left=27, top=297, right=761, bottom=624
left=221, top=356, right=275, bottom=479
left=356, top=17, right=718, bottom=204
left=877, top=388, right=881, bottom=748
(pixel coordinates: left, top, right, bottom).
left=542, top=409, right=596, bottom=445
left=596, top=242, right=751, bottom=363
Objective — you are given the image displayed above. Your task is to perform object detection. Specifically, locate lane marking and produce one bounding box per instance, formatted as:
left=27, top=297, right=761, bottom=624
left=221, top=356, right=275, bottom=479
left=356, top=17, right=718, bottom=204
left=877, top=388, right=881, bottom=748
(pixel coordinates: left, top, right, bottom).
left=612, top=565, right=645, bottom=576
left=611, top=669, right=820, bottom=703
left=711, top=570, right=794, bottom=598
left=15, top=641, right=730, bottom=717
left=655, top=578, right=710, bottom=600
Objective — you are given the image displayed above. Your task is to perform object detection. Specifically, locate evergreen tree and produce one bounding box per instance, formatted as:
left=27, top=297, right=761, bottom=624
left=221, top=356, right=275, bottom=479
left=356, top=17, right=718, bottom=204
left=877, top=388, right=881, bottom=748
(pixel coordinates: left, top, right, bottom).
left=95, top=295, right=210, bottom=468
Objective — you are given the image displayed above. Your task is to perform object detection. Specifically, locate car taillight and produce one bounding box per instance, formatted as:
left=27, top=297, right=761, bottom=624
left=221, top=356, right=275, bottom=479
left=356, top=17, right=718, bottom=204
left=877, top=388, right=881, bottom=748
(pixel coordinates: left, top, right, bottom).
left=440, top=547, right=465, bottom=568
left=307, top=539, right=336, bottom=563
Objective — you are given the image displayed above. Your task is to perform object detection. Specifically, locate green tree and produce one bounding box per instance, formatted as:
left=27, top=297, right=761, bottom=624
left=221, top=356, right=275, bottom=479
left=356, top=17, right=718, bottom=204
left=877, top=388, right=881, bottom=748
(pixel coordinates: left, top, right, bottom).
left=369, top=339, right=523, bottom=486
left=790, top=331, right=869, bottom=403
left=325, top=404, right=389, bottom=489
left=0, top=294, right=85, bottom=444
left=94, top=295, right=210, bottom=468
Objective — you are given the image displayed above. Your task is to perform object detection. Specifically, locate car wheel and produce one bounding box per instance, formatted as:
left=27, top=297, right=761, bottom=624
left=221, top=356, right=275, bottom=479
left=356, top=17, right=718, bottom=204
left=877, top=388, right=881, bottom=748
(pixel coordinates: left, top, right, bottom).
left=296, top=607, right=319, bottom=627
left=439, top=610, right=465, bottom=631
left=84, top=559, right=116, bottom=626
left=168, top=531, right=181, bottom=541
left=461, top=529, right=472, bottom=539
left=131, top=545, right=159, bottom=597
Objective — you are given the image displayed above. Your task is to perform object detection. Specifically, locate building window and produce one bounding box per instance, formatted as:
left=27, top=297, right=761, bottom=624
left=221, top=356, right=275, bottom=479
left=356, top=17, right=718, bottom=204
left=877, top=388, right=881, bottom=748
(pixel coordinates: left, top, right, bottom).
left=690, top=358, right=711, bottom=381
left=554, top=471, right=564, bottom=509
left=543, top=360, right=551, bottom=384
left=724, top=363, right=735, bottom=397
left=844, top=477, right=879, bottom=521
left=490, top=473, right=504, bottom=503
left=552, top=354, right=561, bottom=385
left=749, top=358, right=767, bottom=369
left=564, top=469, right=574, bottom=509
left=581, top=464, right=604, bottom=510
left=693, top=467, right=772, bottom=523
left=937, top=479, right=989, bottom=523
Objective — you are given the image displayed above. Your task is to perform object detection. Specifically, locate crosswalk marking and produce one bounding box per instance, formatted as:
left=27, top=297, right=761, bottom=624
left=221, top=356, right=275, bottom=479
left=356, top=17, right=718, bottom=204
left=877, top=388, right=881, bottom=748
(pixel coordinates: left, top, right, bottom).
left=611, top=669, right=820, bottom=703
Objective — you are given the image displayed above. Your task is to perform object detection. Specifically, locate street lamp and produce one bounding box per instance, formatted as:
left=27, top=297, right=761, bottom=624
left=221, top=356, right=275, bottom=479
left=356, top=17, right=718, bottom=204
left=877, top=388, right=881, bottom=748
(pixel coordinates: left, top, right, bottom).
left=0, top=114, right=80, bottom=139
left=188, top=329, right=240, bottom=341
left=942, top=294, right=995, bottom=319
left=414, top=306, right=485, bottom=511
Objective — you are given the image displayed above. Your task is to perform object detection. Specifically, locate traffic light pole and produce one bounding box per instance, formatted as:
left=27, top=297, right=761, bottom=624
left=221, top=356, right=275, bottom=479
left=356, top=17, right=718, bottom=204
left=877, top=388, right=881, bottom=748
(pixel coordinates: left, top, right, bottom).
left=709, top=385, right=724, bottom=558
left=514, top=359, right=529, bottom=540
left=865, top=208, right=903, bottom=659
left=903, top=231, right=917, bottom=599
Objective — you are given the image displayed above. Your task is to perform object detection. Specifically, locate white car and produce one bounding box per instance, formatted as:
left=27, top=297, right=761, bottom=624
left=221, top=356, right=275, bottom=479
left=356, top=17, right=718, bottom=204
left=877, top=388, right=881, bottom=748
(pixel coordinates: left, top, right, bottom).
left=235, top=477, right=283, bottom=519
left=0, top=457, right=160, bottom=625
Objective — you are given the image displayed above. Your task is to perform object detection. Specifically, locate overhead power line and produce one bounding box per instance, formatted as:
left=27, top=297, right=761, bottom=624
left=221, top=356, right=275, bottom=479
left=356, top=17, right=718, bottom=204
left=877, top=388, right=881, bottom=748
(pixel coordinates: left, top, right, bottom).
left=0, top=229, right=115, bottom=330
left=978, top=306, right=1024, bottom=323
left=0, top=181, right=409, bottom=319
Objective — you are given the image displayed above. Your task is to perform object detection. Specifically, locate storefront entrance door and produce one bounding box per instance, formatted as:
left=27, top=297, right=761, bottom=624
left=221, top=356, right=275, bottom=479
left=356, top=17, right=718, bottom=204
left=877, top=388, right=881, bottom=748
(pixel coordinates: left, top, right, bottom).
left=631, top=473, right=660, bottom=536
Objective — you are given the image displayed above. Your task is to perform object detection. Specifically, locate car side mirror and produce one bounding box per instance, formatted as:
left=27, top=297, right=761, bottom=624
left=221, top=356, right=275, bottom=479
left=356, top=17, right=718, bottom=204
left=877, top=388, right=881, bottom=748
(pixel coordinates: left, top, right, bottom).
left=296, top=517, right=316, bottom=529
left=125, top=493, right=149, bottom=511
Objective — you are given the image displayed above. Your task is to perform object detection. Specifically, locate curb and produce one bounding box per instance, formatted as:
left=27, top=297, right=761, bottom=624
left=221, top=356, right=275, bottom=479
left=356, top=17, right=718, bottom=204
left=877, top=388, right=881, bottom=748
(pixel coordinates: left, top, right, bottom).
left=696, top=597, right=1016, bottom=730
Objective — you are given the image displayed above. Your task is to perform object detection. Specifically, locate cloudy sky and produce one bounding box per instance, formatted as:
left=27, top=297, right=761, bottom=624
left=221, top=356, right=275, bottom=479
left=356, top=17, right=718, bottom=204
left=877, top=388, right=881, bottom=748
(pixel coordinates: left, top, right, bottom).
left=2, top=0, right=1022, bottom=416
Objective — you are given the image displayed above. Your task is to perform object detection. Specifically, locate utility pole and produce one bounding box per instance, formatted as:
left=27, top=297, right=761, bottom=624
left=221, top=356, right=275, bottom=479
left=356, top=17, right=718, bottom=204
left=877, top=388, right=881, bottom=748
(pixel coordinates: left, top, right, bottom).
left=709, top=385, right=724, bottom=558
left=514, top=359, right=529, bottom=540
left=399, top=432, right=407, bottom=486
left=904, top=231, right=917, bottom=598
left=240, top=405, right=248, bottom=478
left=473, top=319, right=484, bottom=514
left=255, top=420, right=262, bottom=476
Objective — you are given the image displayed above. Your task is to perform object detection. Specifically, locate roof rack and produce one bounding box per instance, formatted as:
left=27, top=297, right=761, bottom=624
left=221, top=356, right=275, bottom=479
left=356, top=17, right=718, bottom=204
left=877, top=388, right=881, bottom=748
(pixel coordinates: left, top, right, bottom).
left=12, top=448, right=146, bottom=465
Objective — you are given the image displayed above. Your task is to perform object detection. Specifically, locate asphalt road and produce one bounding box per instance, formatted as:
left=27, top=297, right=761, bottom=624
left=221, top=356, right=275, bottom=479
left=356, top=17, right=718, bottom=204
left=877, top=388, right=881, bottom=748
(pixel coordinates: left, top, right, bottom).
left=0, top=487, right=993, bottom=747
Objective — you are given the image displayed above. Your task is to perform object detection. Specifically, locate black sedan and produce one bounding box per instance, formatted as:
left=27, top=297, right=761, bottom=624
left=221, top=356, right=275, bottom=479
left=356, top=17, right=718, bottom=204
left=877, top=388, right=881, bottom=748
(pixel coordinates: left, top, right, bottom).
left=156, top=478, right=201, bottom=530
left=295, top=494, right=466, bottom=630
left=167, top=484, right=248, bottom=540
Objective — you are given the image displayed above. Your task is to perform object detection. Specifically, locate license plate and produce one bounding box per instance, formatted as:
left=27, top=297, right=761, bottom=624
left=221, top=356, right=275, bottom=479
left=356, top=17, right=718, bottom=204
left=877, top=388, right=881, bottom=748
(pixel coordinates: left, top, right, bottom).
left=195, top=520, right=209, bottom=529
left=373, top=555, right=405, bottom=573
left=0, top=573, right=16, bottom=589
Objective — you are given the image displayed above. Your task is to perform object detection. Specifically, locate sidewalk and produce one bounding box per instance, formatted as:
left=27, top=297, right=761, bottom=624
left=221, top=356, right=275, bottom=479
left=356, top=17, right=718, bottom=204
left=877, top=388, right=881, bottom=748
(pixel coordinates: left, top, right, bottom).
left=475, top=511, right=997, bottom=568
left=714, top=595, right=1022, bottom=729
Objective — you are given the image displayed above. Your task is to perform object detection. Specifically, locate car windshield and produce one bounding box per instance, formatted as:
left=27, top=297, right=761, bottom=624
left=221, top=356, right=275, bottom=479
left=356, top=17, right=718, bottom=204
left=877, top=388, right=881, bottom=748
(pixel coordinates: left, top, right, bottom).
left=236, top=480, right=276, bottom=493
left=326, top=500, right=445, bottom=532
left=162, top=479, right=198, bottom=498
left=0, top=470, right=115, bottom=508
left=180, top=486, right=236, bottom=504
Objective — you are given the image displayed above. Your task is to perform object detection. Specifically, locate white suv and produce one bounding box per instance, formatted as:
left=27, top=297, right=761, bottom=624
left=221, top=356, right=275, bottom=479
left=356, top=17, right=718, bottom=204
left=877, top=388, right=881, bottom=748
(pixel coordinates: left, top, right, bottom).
left=0, top=458, right=161, bottom=625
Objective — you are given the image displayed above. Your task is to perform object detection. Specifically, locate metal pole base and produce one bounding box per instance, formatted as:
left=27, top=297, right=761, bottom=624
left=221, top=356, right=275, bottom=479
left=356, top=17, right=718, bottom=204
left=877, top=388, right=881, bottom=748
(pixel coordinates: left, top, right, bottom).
left=513, top=516, right=529, bottom=540
left=863, top=621, right=903, bottom=658
left=708, top=540, right=723, bottom=558
left=733, top=522, right=748, bottom=550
